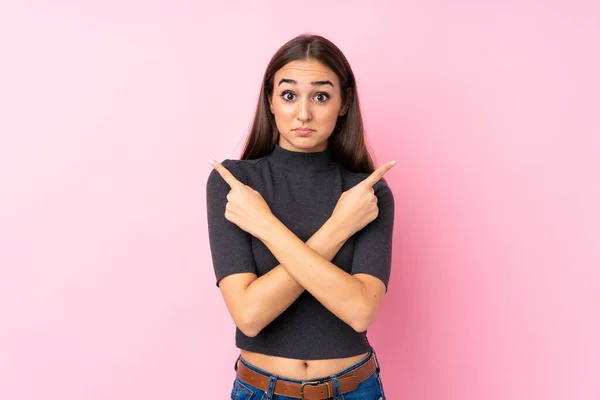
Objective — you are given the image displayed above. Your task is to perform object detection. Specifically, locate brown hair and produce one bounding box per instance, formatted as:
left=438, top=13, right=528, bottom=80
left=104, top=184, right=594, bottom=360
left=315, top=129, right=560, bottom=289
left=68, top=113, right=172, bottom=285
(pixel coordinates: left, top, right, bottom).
left=240, top=33, right=381, bottom=176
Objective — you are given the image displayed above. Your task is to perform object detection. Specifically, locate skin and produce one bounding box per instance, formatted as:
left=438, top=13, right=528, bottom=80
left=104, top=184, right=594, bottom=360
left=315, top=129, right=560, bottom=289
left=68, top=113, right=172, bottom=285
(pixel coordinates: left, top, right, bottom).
left=209, top=59, right=396, bottom=380
left=268, top=59, right=352, bottom=152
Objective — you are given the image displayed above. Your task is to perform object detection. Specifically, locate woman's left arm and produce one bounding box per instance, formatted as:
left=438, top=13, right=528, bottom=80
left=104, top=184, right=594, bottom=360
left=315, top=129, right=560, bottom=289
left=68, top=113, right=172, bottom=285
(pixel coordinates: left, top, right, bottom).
left=259, top=184, right=395, bottom=333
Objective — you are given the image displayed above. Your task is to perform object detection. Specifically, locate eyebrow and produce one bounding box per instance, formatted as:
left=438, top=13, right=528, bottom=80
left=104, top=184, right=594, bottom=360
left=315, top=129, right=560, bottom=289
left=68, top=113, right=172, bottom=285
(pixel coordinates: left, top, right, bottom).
left=278, top=78, right=334, bottom=88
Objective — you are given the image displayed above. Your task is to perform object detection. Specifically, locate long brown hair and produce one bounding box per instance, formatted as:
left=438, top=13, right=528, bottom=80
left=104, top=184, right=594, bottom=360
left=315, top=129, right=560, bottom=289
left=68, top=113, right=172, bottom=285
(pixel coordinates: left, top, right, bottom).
left=240, top=33, right=380, bottom=176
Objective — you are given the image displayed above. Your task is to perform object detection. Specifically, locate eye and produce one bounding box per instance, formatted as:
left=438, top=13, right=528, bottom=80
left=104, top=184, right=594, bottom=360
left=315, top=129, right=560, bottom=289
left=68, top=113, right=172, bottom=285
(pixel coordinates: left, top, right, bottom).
left=280, top=91, right=295, bottom=101
left=315, top=92, right=330, bottom=102
left=279, top=91, right=331, bottom=103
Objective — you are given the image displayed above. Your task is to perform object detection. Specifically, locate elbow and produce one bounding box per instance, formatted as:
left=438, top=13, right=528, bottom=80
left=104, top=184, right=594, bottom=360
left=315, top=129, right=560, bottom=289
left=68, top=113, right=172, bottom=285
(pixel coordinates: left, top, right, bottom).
left=349, top=301, right=375, bottom=333
left=239, top=324, right=261, bottom=338
left=350, top=316, right=372, bottom=333
left=237, top=312, right=263, bottom=338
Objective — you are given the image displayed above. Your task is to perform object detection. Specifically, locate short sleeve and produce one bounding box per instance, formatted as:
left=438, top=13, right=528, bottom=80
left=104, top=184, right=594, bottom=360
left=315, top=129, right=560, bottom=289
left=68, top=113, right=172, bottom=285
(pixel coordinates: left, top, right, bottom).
left=206, top=159, right=258, bottom=287
left=350, top=180, right=395, bottom=291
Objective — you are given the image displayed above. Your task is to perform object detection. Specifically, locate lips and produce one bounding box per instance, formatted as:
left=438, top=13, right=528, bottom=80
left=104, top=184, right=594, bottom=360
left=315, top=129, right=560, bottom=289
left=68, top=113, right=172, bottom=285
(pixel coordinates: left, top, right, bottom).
left=294, top=128, right=314, bottom=134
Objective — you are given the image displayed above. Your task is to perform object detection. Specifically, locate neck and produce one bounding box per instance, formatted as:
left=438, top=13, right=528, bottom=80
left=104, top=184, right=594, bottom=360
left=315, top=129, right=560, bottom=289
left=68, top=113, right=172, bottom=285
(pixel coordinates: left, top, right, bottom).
left=266, top=143, right=334, bottom=173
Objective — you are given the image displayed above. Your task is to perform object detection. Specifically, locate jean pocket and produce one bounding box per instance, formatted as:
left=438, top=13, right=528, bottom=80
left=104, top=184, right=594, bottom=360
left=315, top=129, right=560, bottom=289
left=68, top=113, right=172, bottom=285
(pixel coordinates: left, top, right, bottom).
left=230, top=378, right=254, bottom=400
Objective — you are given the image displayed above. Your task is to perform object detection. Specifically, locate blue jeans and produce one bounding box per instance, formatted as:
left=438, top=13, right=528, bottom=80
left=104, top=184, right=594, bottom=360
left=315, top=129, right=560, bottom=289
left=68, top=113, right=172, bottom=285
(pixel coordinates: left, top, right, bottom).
left=230, top=350, right=386, bottom=400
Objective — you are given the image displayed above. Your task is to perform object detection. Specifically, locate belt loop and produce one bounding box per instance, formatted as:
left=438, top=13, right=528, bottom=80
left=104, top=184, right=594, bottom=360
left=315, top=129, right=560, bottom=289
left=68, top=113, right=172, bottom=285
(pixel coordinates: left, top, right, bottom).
left=233, top=354, right=241, bottom=371
left=329, top=375, right=342, bottom=400
left=264, top=375, right=277, bottom=399
left=372, top=349, right=381, bottom=373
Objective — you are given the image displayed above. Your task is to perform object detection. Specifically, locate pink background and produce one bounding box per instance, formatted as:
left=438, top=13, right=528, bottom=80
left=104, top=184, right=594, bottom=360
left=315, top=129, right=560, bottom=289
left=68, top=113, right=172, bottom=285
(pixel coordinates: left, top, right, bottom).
left=1, top=1, right=599, bottom=399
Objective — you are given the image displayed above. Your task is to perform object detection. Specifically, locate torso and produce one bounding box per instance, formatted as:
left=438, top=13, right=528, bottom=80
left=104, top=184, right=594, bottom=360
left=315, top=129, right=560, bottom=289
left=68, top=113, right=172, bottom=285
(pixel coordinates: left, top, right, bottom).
left=219, top=151, right=390, bottom=372
left=240, top=350, right=370, bottom=380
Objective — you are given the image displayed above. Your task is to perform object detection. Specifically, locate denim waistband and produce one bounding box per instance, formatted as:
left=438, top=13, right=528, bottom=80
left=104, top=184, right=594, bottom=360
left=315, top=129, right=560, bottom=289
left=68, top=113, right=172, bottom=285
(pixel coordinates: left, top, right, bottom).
left=234, top=349, right=380, bottom=384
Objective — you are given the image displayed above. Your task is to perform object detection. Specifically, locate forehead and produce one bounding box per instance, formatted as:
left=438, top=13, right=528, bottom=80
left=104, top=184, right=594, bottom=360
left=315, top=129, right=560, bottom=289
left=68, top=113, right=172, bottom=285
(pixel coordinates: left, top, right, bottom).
left=274, top=59, right=338, bottom=86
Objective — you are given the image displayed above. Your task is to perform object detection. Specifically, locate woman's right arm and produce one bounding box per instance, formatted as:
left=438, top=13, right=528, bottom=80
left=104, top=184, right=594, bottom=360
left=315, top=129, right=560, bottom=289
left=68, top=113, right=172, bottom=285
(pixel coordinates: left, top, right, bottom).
left=206, top=160, right=351, bottom=337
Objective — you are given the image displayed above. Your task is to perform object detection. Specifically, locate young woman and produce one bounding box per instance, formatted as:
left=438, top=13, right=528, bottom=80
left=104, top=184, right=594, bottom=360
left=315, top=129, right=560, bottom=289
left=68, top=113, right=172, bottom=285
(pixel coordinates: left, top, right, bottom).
left=206, top=34, right=396, bottom=400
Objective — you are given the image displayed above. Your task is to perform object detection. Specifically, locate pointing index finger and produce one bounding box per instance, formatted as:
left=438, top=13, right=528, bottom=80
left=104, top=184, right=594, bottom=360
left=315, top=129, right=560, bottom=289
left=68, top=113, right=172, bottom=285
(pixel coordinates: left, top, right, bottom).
left=362, top=160, right=396, bottom=187
left=209, top=159, right=242, bottom=188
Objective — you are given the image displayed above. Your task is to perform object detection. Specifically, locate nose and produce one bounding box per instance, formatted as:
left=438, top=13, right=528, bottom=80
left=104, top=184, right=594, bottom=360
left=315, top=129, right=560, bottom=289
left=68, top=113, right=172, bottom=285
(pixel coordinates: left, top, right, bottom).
left=296, top=97, right=312, bottom=122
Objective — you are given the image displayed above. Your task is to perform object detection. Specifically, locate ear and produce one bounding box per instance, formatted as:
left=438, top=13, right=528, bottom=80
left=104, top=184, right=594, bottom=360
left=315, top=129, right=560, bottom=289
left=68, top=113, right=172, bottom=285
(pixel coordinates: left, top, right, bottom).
left=339, top=87, right=352, bottom=116
left=267, top=95, right=273, bottom=113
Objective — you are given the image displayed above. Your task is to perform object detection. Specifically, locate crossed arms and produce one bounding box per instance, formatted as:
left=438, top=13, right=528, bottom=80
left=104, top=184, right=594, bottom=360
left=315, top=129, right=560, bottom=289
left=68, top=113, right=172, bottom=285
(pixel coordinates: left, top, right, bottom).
left=206, top=160, right=394, bottom=337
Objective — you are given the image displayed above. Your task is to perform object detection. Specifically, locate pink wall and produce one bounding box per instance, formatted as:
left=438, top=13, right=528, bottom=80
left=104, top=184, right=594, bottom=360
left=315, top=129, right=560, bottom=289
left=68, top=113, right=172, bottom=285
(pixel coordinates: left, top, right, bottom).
left=1, top=1, right=599, bottom=399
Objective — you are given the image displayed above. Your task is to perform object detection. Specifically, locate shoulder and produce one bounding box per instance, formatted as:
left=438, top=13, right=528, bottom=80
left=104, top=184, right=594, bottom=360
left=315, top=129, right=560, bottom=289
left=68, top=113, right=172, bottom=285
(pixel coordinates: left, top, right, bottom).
left=207, top=158, right=271, bottom=194
left=208, top=158, right=263, bottom=183
left=339, top=167, right=393, bottom=197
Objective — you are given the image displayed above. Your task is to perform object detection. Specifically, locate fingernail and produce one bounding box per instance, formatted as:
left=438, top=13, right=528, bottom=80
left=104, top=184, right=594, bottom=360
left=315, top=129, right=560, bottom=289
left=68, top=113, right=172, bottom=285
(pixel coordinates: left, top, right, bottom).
left=390, top=160, right=396, bottom=166
left=208, top=159, right=216, bottom=166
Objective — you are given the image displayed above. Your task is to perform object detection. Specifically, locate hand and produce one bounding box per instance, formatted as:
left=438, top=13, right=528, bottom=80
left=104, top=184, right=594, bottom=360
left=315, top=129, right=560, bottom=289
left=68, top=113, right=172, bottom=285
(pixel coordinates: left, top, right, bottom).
left=330, top=160, right=396, bottom=238
left=210, top=159, right=276, bottom=240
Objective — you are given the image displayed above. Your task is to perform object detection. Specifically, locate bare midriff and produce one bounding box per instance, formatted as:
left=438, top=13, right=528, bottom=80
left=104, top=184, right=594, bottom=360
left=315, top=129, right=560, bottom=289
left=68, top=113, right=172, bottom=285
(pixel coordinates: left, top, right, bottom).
left=239, top=349, right=370, bottom=381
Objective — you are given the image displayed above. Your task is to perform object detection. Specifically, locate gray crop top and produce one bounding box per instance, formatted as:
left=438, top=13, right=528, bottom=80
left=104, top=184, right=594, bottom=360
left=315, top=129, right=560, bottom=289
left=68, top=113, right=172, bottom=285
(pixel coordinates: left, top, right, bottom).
left=206, top=143, right=395, bottom=360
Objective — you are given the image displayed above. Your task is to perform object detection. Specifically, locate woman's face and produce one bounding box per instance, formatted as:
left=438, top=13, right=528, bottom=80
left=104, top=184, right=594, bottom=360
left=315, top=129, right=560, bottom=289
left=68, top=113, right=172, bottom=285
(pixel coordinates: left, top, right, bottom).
left=269, top=59, right=350, bottom=153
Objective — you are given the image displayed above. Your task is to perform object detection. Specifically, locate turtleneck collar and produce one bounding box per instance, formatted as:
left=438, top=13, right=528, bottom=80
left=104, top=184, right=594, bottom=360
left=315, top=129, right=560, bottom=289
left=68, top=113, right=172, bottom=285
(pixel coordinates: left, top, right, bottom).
left=266, top=143, right=335, bottom=173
